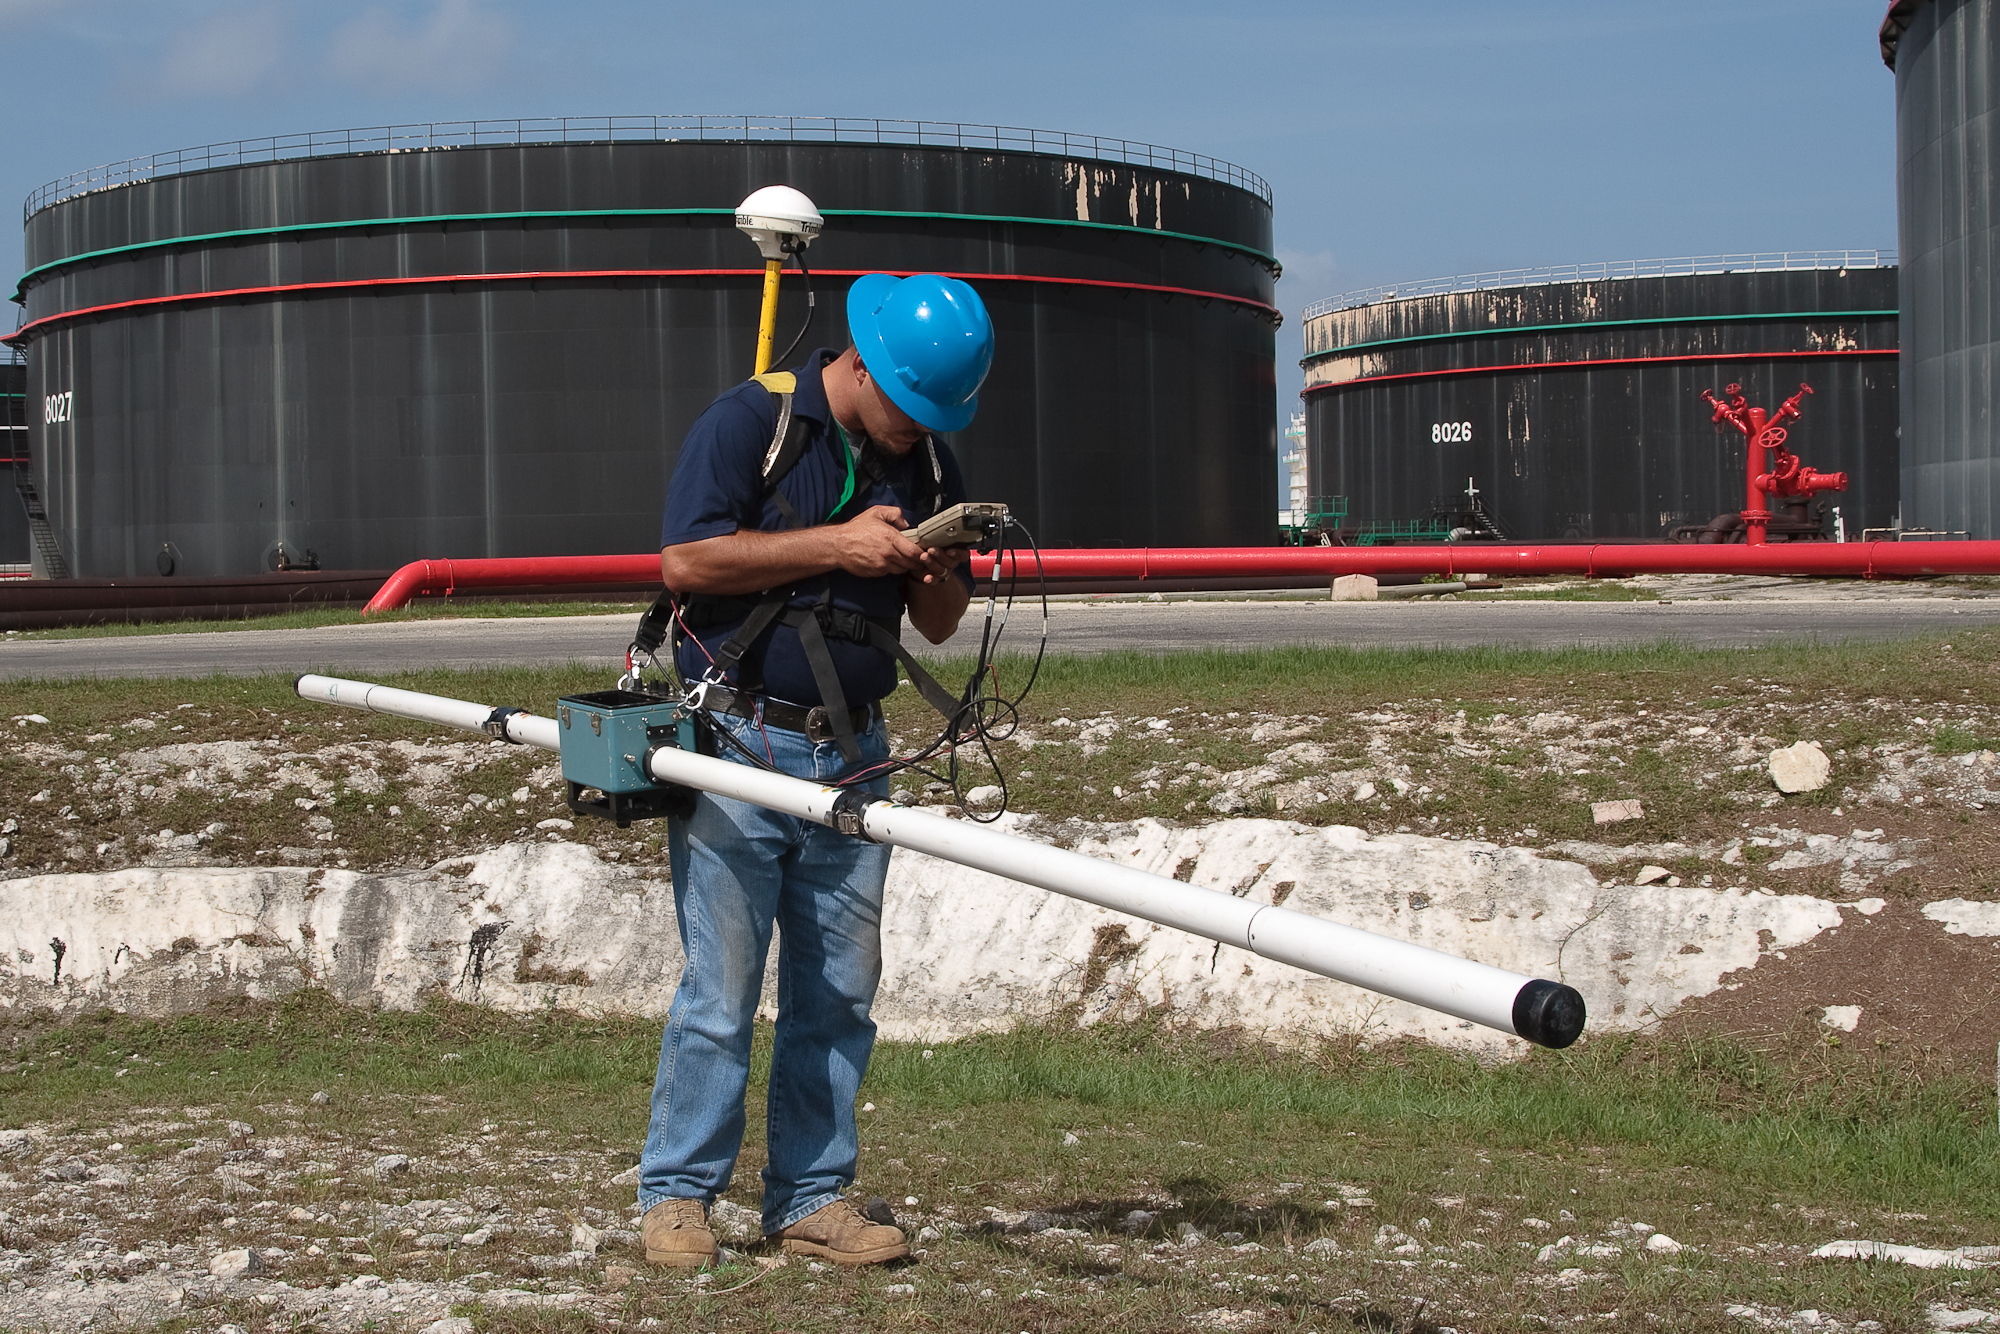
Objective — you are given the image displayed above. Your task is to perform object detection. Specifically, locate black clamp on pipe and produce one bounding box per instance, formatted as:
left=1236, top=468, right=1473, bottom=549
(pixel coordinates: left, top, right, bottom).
left=483, top=706, right=527, bottom=742
left=829, top=788, right=883, bottom=841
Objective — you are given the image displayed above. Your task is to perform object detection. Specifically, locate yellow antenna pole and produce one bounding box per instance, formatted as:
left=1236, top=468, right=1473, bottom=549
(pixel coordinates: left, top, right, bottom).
left=737, top=187, right=821, bottom=377
left=753, top=257, right=784, bottom=376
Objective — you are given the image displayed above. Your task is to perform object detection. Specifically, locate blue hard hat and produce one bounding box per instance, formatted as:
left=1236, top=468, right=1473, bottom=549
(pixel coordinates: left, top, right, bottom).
left=847, top=273, right=994, bottom=433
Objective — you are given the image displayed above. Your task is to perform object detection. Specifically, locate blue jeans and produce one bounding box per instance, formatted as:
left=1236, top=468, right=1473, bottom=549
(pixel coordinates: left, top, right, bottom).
left=638, top=709, right=892, bottom=1234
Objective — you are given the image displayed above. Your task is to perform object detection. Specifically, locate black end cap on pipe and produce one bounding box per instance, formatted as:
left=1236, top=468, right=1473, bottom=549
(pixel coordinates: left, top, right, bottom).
left=1511, top=979, right=1586, bottom=1049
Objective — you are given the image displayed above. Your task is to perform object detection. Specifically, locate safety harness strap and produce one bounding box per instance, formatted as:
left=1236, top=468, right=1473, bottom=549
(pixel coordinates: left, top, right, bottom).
left=857, top=620, right=962, bottom=720
left=752, top=372, right=817, bottom=532
left=774, top=602, right=961, bottom=761
left=753, top=372, right=799, bottom=473
left=699, top=595, right=964, bottom=762
left=644, top=369, right=966, bottom=760
left=791, top=596, right=861, bottom=761
left=769, top=490, right=804, bottom=529
left=713, top=595, right=791, bottom=680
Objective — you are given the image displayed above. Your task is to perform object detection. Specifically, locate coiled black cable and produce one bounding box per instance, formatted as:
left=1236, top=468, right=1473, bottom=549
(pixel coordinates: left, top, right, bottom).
left=661, top=516, right=1048, bottom=821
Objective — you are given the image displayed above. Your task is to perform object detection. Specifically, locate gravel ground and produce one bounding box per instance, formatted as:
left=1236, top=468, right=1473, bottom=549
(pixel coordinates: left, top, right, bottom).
left=0, top=1107, right=1984, bottom=1334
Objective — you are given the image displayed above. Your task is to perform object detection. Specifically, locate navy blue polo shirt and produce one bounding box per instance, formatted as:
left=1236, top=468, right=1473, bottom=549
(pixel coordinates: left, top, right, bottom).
left=660, top=349, right=973, bottom=707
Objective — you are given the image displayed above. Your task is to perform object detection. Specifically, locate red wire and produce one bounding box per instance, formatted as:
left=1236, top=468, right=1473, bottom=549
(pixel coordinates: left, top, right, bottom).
left=666, top=597, right=776, bottom=761
left=671, top=599, right=719, bottom=668
left=752, top=699, right=776, bottom=766
left=841, top=755, right=902, bottom=784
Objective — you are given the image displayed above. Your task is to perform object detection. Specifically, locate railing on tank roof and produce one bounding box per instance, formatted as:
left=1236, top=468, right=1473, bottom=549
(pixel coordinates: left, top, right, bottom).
left=25, top=115, right=1271, bottom=219
left=1300, top=250, right=1898, bottom=322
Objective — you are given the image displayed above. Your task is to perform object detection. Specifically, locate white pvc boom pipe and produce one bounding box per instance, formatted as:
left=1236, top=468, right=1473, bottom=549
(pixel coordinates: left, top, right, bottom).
left=296, top=674, right=1585, bottom=1048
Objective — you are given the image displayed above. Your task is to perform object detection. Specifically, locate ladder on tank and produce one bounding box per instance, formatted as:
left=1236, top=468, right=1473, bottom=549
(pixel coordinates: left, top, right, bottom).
left=13, top=473, right=71, bottom=579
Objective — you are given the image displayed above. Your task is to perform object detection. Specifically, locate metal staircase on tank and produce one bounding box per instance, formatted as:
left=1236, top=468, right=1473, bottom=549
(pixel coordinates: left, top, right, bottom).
left=14, top=472, right=71, bottom=579
left=1447, top=478, right=1509, bottom=541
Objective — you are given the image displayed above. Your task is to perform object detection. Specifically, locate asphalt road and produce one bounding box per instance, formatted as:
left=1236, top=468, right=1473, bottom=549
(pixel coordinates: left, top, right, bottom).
left=3, top=596, right=1998, bottom=680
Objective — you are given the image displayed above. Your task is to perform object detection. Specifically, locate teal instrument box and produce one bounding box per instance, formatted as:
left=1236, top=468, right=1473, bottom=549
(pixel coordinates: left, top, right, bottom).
left=555, top=689, right=696, bottom=826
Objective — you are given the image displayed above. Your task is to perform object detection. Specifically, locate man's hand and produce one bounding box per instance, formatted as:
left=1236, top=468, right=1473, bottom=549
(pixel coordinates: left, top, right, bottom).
left=659, top=504, right=972, bottom=643
left=905, top=543, right=973, bottom=644
left=661, top=504, right=926, bottom=595
left=829, top=505, right=926, bottom=578
left=909, top=540, right=971, bottom=585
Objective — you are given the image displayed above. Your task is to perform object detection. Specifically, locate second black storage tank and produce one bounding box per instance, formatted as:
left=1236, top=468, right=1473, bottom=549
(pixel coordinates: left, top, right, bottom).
left=1299, top=258, right=1899, bottom=541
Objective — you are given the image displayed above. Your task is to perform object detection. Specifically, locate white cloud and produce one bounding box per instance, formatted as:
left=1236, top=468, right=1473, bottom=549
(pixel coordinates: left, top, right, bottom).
left=1275, top=247, right=1341, bottom=308
left=325, top=0, right=514, bottom=94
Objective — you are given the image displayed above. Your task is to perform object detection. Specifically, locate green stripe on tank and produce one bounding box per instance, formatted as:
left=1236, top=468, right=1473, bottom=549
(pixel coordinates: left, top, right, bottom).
left=15, top=207, right=1278, bottom=301
left=1300, top=309, right=1897, bottom=360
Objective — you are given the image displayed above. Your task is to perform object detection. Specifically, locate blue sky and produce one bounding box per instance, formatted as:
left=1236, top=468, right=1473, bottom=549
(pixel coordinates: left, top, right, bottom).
left=0, top=0, right=1897, bottom=420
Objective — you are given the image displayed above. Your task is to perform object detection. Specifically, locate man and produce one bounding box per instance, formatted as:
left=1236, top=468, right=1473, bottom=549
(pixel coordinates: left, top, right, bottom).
left=638, top=273, right=995, bottom=1269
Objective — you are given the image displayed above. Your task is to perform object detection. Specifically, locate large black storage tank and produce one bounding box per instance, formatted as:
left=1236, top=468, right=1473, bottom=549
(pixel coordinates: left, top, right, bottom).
left=1299, top=259, right=1899, bottom=540
left=8, top=118, right=1278, bottom=577
left=1886, top=0, right=2000, bottom=539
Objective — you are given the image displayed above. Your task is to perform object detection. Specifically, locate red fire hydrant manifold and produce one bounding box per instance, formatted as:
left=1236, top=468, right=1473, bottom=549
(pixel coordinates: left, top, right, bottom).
left=1696, top=382, right=1849, bottom=544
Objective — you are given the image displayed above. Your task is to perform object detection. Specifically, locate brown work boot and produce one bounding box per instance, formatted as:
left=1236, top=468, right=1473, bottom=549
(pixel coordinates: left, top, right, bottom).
left=773, top=1197, right=909, bottom=1266
left=642, top=1198, right=719, bottom=1269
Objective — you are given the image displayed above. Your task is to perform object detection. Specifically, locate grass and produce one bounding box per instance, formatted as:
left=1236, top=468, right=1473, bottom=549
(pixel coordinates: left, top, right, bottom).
left=8, top=998, right=1995, bottom=1213
left=1470, top=582, right=1662, bottom=602
left=937, top=633, right=1995, bottom=700
left=1933, top=722, right=2000, bottom=756
left=2, top=996, right=1995, bottom=1332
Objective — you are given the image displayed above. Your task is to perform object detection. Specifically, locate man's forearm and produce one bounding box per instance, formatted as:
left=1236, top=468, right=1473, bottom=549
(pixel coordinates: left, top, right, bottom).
left=906, top=574, right=971, bottom=644
left=660, top=529, right=845, bottom=596
left=662, top=506, right=930, bottom=594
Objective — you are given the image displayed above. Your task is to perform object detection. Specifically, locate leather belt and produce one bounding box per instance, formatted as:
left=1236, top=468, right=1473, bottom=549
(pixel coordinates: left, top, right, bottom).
left=703, top=684, right=881, bottom=745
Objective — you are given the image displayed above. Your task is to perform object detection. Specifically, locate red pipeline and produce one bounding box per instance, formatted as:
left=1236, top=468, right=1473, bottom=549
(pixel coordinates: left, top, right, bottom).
left=360, top=542, right=2000, bottom=613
